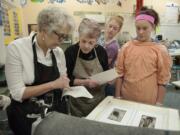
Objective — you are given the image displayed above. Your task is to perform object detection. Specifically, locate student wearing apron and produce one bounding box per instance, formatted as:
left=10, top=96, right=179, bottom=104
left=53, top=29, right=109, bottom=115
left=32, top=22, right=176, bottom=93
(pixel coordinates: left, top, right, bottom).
left=5, top=7, right=75, bottom=135
left=115, top=7, right=171, bottom=105
left=65, top=18, right=109, bottom=117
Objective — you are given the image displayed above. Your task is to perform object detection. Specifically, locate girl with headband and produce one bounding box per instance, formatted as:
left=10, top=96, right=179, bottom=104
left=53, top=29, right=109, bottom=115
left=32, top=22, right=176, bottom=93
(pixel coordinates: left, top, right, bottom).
left=115, top=7, right=172, bottom=105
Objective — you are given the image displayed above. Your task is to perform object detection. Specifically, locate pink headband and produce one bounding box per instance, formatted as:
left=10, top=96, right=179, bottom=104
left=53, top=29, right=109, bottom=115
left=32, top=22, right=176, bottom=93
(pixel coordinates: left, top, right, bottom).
left=135, top=14, right=155, bottom=24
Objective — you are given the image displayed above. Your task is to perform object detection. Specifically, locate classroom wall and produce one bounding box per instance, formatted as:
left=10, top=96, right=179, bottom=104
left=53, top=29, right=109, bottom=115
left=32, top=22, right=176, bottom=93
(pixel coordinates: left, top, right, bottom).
left=21, top=0, right=135, bottom=36
left=1, top=0, right=180, bottom=65
left=20, top=0, right=180, bottom=41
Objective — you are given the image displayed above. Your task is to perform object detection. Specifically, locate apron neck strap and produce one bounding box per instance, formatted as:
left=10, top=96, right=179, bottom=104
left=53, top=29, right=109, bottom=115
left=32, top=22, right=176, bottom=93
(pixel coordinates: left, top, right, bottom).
left=32, top=34, right=59, bottom=81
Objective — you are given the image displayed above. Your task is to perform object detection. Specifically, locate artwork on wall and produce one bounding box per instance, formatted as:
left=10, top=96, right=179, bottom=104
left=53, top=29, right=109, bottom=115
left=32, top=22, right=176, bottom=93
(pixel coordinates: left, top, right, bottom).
left=76, top=0, right=94, bottom=5
left=31, top=0, right=44, bottom=2
left=0, top=2, right=2, bottom=26
left=48, top=0, right=66, bottom=4
left=28, top=24, right=38, bottom=34
left=1, top=4, right=11, bottom=36
left=13, top=11, right=20, bottom=35
left=76, top=0, right=124, bottom=5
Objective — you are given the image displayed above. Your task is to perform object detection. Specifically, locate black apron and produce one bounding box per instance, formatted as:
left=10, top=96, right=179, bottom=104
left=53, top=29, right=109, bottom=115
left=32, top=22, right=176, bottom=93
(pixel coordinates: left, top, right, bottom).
left=7, top=34, right=67, bottom=135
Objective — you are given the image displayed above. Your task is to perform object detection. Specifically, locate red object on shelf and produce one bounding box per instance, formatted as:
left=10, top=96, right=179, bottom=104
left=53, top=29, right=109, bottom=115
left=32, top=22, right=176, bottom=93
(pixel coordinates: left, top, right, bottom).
left=136, top=0, right=143, bottom=16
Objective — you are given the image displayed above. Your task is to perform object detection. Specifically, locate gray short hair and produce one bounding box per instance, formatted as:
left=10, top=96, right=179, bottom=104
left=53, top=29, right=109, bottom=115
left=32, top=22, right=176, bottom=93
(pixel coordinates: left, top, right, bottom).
left=78, top=18, right=101, bottom=39
left=37, top=6, right=75, bottom=33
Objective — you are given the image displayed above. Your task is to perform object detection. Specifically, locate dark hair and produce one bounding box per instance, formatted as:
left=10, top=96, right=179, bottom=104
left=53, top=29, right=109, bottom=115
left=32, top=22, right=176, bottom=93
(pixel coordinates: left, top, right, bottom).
left=137, top=6, right=160, bottom=27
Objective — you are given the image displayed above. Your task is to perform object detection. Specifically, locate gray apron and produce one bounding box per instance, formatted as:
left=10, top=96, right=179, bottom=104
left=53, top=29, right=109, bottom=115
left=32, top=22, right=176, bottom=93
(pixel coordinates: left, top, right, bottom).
left=69, top=48, right=105, bottom=117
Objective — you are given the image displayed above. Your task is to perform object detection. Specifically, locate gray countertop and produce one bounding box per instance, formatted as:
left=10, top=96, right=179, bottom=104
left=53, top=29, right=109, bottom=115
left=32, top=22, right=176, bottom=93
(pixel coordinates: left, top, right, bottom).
left=34, top=111, right=180, bottom=135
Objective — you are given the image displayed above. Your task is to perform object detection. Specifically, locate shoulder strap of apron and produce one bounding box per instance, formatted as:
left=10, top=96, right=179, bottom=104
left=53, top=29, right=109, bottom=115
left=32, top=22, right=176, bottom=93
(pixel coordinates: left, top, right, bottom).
left=32, top=34, right=40, bottom=82
left=31, top=34, right=59, bottom=82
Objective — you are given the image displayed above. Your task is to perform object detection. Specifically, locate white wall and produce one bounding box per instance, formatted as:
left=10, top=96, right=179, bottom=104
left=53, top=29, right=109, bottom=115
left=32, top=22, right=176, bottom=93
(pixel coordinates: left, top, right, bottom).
left=159, top=25, right=180, bottom=40
left=20, top=0, right=180, bottom=41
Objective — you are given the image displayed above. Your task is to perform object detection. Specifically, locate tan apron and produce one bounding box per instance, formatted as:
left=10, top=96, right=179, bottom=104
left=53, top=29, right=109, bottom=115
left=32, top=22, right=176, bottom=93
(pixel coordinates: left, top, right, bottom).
left=69, top=48, right=105, bottom=117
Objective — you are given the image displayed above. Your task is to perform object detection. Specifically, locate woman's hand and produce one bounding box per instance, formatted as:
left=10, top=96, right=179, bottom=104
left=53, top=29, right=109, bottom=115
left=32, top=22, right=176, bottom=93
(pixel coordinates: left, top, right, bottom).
left=51, top=76, right=70, bottom=89
left=84, top=79, right=99, bottom=88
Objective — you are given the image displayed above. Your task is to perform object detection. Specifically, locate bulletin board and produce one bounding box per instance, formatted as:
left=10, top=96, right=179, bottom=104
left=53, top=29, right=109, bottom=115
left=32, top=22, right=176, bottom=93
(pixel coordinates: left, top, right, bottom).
left=1, top=4, right=11, bottom=36
left=0, top=2, right=2, bottom=26
left=1, top=1, right=23, bottom=45
left=13, top=11, right=20, bottom=35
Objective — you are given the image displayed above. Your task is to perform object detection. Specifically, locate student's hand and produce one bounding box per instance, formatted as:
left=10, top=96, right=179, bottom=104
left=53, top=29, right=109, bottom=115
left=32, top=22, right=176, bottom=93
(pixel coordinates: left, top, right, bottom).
left=51, top=76, right=70, bottom=89
left=85, top=79, right=99, bottom=88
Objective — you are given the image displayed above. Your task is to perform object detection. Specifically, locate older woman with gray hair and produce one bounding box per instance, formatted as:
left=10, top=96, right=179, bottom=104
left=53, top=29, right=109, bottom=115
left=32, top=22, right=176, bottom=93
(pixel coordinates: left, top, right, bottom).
left=65, top=18, right=108, bottom=117
left=5, top=6, right=75, bottom=135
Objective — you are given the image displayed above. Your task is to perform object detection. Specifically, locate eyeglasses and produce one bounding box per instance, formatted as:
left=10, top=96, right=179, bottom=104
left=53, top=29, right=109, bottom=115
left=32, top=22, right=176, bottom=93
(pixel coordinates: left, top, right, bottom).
left=53, top=31, right=68, bottom=41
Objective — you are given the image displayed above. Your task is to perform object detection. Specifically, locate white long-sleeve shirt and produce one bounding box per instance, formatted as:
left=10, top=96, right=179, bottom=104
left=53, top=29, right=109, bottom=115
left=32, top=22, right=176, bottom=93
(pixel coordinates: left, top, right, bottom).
left=5, top=35, right=67, bottom=102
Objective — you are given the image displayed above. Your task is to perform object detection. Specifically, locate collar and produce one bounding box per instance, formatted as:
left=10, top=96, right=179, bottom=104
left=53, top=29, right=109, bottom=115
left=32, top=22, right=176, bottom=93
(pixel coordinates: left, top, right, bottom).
left=32, top=35, right=51, bottom=54
left=105, top=38, right=116, bottom=45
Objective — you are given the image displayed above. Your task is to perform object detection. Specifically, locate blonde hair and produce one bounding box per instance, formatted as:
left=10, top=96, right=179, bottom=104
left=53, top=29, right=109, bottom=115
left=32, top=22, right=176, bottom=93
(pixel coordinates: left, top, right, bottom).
left=107, top=15, right=124, bottom=29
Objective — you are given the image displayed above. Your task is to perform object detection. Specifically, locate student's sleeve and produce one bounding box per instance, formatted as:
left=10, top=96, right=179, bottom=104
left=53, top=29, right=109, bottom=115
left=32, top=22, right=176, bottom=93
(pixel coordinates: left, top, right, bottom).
left=64, top=47, right=76, bottom=86
left=106, top=44, right=119, bottom=63
left=56, top=47, right=67, bottom=76
left=157, top=45, right=172, bottom=85
left=97, top=46, right=109, bottom=71
left=115, top=45, right=127, bottom=77
left=5, top=44, right=26, bottom=102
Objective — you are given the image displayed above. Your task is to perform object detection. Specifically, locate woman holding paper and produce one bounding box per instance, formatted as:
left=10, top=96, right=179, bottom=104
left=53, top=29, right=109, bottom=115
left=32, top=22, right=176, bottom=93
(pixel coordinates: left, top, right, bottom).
left=5, top=7, right=75, bottom=135
left=65, top=18, right=108, bottom=117
left=115, top=7, right=171, bottom=105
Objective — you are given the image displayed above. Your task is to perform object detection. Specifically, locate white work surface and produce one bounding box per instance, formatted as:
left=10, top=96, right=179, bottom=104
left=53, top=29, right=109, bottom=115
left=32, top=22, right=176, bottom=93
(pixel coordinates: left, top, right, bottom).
left=169, top=49, right=180, bottom=56
left=171, top=81, right=180, bottom=87
left=86, top=96, right=180, bottom=131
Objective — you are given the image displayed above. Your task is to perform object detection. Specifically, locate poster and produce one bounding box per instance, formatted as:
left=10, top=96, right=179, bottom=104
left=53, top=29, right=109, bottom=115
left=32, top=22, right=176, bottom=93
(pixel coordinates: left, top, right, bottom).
left=0, top=2, right=2, bottom=26
left=1, top=4, right=10, bottom=36
left=13, top=11, right=20, bottom=35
